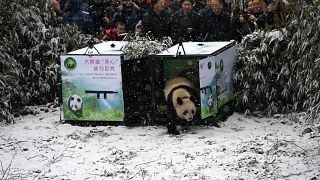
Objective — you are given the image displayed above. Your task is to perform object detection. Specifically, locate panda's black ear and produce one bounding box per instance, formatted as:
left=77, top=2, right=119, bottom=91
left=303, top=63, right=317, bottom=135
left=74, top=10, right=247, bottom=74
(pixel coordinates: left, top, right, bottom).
left=177, top=97, right=183, bottom=105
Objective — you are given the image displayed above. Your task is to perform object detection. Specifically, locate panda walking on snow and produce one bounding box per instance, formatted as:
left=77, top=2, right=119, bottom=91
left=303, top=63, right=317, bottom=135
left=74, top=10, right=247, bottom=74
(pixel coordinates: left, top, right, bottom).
left=164, top=77, right=199, bottom=135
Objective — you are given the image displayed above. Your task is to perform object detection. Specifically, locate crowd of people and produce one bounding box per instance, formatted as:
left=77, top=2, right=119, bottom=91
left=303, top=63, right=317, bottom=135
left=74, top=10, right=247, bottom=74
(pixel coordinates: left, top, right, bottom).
left=51, top=0, right=284, bottom=43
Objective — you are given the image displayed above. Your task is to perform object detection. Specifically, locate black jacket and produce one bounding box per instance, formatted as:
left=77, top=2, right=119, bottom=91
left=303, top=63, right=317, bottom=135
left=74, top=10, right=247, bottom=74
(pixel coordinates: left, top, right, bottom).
left=201, top=10, right=231, bottom=41
left=231, top=18, right=243, bottom=43
left=170, top=9, right=201, bottom=43
left=142, top=8, right=172, bottom=40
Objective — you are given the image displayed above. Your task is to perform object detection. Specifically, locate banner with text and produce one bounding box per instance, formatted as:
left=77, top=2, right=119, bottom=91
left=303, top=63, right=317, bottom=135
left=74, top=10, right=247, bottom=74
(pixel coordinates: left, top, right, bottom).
left=60, top=55, right=124, bottom=121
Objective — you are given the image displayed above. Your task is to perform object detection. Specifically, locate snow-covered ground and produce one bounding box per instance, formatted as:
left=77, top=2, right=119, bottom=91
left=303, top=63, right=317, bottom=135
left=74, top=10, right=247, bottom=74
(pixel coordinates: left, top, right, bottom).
left=0, top=107, right=319, bottom=180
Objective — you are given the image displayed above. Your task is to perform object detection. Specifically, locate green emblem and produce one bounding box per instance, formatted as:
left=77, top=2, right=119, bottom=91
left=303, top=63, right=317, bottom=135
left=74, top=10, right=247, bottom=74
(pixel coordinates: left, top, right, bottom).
left=64, top=57, right=77, bottom=70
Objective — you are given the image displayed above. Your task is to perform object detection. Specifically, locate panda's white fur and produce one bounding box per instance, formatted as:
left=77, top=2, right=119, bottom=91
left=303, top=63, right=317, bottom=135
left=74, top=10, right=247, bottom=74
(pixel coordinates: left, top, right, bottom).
left=68, top=94, right=83, bottom=117
left=164, top=77, right=196, bottom=122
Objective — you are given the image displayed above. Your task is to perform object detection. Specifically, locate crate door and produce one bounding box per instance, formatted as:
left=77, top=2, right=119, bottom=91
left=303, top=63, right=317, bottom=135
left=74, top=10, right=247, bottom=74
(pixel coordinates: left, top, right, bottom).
left=214, top=45, right=237, bottom=109
left=199, top=56, right=218, bottom=119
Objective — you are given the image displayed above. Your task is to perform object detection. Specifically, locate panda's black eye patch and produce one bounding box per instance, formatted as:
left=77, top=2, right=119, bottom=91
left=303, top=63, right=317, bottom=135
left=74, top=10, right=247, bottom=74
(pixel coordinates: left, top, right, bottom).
left=71, top=97, right=74, bottom=100
left=192, top=110, right=195, bottom=114
left=77, top=98, right=81, bottom=102
left=183, top=110, right=188, bottom=115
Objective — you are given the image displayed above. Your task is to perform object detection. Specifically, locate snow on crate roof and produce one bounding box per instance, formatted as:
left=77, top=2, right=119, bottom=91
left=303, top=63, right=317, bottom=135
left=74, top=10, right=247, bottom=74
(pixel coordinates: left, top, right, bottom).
left=67, top=41, right=234, bottom=56
left=157, top=41, right=234, bottom=57
left=67, top=41, right=127, bottom=55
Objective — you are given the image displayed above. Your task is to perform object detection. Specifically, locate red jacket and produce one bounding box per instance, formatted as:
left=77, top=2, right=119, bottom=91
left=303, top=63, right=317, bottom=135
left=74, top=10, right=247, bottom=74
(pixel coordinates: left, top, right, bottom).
left=101, top=29, right=122, bottom=41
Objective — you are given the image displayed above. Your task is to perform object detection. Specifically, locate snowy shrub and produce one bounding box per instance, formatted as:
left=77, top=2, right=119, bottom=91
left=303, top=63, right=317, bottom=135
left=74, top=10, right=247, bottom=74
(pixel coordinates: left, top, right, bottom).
left=0, top=0, right=92, bottom=122
left=122, top=33, right=173, bottom=59
left=235, top=0, right=320, bottom=123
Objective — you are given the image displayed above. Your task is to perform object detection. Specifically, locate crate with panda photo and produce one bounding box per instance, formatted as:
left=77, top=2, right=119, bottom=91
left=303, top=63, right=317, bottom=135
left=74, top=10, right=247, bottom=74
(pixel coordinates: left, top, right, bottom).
left=153, top=41, right=238, bottom=134
left=59, top=40, right=238, bottom=130
left=60, top=41, right=154, bottom=125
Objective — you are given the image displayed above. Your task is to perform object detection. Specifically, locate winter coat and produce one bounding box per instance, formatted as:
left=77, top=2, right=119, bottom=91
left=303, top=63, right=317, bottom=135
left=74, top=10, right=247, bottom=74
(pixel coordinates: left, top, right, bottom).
left=63, top=0, right=94, bottom=34
left=89, top=3, right=114, bottom=35
left=231, top=18, right=243, bottom=43
left=101, top=28, right=123, bottom=41
left=198, top=6, right=210, bottom=18
left=170, top=9, right=201, bottom=43
left=113, top=6, right=140, bottom=33
left=201, top=10, right=231, bottom=42
left=63, top=0, right=84, bottom=15
left=192, top=0, right=206, bottom=14
left=142, top=8, right=173, bottom=39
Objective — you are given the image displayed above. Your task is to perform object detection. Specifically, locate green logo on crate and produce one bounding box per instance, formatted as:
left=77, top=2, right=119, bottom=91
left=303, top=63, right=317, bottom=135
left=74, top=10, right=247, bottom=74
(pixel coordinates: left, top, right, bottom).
left=64, top=57, right=77, bottom=70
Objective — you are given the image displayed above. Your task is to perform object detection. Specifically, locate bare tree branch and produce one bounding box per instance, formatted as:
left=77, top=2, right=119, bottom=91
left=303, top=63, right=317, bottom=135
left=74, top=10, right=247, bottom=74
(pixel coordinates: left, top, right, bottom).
left=32, top=143, right=71, bottom=180
left=0, top=154, right=16, bottom=180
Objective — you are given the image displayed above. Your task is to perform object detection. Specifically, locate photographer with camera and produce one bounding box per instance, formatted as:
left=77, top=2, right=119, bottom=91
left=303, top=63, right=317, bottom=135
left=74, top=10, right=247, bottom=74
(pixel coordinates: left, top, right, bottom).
left=265, top=0, right=286, bottom=28
left=242, top=0, right=267, bottom=32
left=89, top=0, right=117, bottom=37
left=52, top=0, right=94, bottom=34
left=113, top=0, right=141, bottom=33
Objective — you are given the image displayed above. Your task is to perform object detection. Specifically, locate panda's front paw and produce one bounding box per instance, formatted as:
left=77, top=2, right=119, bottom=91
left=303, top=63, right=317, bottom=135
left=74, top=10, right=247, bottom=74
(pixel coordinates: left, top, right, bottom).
left=167, top=123, right=180, bottom=135
left=172, top=129, right=181, bottom=135
left=169, top=129, right=180, bottom=135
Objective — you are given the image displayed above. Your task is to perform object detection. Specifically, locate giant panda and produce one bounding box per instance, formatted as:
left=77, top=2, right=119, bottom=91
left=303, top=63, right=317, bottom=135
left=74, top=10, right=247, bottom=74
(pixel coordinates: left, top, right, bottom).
left=68, top=94, right=83, bottom=117
left=164, top=77, right=198, bottom=135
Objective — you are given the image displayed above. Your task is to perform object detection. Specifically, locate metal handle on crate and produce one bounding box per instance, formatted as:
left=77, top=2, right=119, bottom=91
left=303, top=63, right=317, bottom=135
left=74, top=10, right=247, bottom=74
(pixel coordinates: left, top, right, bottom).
left=84, top=38, right=101, bottom=55
left=176, top=39, right=186, bottom=56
